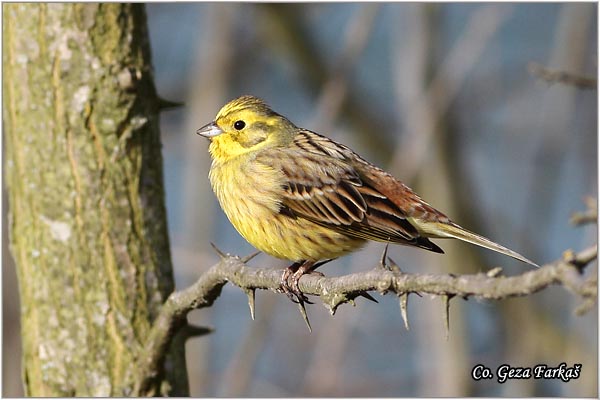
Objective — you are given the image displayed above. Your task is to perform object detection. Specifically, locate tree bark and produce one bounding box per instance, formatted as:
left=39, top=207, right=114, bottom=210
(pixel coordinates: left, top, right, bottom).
left=3, top=3, right=187, bottom=396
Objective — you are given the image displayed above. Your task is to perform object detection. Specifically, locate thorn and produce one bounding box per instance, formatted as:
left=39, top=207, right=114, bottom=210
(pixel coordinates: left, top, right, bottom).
left=181, top=324, right=214, bottom=339
left=442, top=294, right=454, bottom=341
left=210, top=242, right=228, bottom=259
left=157, top=97, right=185, bottom=110
left=241, top=251, right=261, bottom=263
left=386, top=256, right=403, bottom=273
left=244, top=288, right=256, bottom=320
left=399, top=293, right=409, bottom=330
left=378, top=243, right=390, bottom=269
left=486, top=267, right=503, bottom=278
left=297, top=301, right=312, bottom=333
left=359, top=291, right=378, bottom=303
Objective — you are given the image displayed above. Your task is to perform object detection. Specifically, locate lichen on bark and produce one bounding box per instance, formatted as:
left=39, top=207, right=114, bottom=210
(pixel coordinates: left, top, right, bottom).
left=3, top=3, right=186, bottom=396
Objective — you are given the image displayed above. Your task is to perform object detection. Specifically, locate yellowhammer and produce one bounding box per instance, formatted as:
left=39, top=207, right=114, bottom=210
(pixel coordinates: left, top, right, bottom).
left=197, top=95, right=537, bottom=302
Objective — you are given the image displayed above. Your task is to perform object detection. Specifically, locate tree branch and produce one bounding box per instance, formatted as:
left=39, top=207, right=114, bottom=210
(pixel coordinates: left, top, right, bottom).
left=131, top=245, right=596, bottom=395
left=570, top=197, right=598, bottom=226
left=528, top=62, right=597, bottom=90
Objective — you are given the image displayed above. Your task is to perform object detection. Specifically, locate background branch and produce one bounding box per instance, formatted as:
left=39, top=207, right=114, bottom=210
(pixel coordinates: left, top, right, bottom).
left=570, top=197, right=598, bottom=226
left=528, top=62, right=597, bottom=90
left=132, top=245, right=597, bottom=395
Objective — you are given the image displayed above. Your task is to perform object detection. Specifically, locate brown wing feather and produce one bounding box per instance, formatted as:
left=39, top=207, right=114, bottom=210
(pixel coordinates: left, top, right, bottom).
left=262, top=130, right=444, bottom=253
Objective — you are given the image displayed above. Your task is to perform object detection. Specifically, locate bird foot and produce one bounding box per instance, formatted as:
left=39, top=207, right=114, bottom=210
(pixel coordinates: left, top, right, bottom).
left=278, top=261, right=319, bottom=304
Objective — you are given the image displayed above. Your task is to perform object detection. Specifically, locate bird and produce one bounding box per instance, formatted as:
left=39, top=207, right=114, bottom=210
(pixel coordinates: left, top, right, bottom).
left=197, top=95, right=537, bottom=303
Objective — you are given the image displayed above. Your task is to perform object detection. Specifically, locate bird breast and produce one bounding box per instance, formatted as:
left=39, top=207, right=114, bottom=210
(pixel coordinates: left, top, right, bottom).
left=208, top=156, right=365, bottom=261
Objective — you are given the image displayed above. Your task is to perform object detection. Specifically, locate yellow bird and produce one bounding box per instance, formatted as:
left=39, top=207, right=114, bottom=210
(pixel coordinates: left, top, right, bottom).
left=197, top=95, right=537, bottom=301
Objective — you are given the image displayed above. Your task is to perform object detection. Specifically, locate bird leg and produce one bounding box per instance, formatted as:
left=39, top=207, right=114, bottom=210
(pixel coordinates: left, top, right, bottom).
left=289, top=261, right=318, bottom=297
left=279, top=261, right=305, bottom=303
left=279, top=259, right=334, bottom=304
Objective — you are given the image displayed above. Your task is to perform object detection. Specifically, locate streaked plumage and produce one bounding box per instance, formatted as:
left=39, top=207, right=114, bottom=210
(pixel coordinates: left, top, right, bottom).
left=197, top=95, right=537, bottom=299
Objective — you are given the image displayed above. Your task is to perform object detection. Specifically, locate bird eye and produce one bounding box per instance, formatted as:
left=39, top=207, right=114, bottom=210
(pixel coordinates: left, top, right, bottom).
left=233, top=120, right=246, bottom=130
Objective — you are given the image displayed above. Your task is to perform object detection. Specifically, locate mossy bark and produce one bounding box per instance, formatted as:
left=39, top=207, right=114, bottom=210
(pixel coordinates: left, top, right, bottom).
left=3, top=3, right=187, bottom=396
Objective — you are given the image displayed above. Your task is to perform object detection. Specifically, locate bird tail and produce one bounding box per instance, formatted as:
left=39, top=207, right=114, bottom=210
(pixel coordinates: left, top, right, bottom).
left=412, top=219, right=539, bottom=267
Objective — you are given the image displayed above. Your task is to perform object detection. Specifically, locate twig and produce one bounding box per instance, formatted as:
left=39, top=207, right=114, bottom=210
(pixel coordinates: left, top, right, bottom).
left=570, top=210, right=598, bottom=226
left=570, top=197, right=598, bottom=226
left=131, top=245, right=596, bottom=395
left=528, top=62, right=597, bottom=90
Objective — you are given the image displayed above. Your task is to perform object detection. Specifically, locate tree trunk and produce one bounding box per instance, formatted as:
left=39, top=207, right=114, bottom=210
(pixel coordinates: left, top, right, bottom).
left=3, top=3, right=187, bottom=396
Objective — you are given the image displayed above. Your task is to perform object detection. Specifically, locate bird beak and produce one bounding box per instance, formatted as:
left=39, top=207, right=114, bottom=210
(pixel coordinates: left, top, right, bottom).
left=196, top=121, right=223, bottom=138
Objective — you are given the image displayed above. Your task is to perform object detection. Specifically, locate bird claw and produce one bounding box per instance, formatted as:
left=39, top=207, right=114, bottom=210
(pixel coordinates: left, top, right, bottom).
left=278, top=261, right=318, bottom=305
left=278, top=270, right=312, bottom=304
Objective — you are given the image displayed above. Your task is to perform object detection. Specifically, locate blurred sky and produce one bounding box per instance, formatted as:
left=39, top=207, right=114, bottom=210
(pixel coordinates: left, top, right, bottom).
left=3, top=2, right=597, bottom=397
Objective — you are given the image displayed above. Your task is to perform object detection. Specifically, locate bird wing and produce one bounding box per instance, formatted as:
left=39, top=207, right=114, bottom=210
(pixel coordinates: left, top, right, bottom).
left=260, top=130, right=444, bottom=252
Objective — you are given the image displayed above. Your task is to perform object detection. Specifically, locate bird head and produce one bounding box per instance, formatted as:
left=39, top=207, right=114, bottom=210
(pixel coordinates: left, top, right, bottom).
left=197, top=95, right=296, bottom=163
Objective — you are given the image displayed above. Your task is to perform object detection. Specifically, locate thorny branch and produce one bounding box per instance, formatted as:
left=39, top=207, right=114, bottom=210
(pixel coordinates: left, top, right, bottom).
left=131, top=244, right=597, bottom=395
